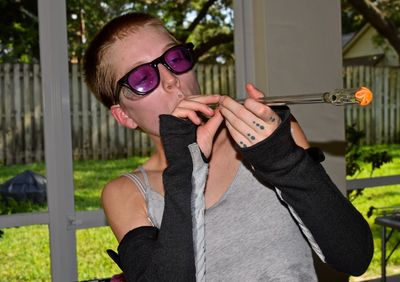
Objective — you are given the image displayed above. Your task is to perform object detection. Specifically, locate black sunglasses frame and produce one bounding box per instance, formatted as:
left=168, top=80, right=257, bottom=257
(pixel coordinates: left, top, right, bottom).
left=114, top=42, right=195, bottom=102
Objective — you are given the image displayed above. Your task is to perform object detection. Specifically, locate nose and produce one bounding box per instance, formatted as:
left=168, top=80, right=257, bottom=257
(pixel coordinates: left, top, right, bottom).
left=158, top=64, right=180, bottom=92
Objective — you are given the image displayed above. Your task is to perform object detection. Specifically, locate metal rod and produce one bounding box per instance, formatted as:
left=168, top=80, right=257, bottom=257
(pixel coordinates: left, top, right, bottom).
left=229, top=87, right=373, bottom=107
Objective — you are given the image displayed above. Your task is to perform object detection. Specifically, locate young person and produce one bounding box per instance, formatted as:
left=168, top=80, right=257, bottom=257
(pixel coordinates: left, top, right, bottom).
left=84, top=12, right=373, bottom=282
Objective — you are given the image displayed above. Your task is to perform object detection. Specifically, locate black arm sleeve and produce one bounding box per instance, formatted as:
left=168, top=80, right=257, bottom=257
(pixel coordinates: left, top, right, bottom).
left=240, top=106, right=373, bottom=276
left=115, top=115, right=198, bottom=281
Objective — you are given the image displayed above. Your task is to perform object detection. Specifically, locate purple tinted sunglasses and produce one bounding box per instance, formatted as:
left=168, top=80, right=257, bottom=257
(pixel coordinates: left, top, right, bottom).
left=115, top=43, right=195, bottom=100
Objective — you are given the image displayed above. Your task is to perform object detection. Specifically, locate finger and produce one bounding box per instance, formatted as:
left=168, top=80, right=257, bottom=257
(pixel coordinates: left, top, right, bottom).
left=185, top=95, right=221, bottom=109
left=224, top=119, right=250, bottom=148
left=243, top=99, right=281, bottom=126
left=196, top=111, right=224, bottom=156
left=202, top=109, right=224, bottom=137
left=244, top=84, right=280, bottom=125
left=177, top=95, right=221, bottom=119
left=177, top=100, right=215, bottom=117
left=219, top=105, right=260, bottom=144
left=219, top=95, right=245, bottom=115
left=245, top=83, right=264, bottom=99
left=187, top=94, right=220, bottom=103
left=220, top=96, right=275, bottom=134
left=172, top=107, right=202, bottom=125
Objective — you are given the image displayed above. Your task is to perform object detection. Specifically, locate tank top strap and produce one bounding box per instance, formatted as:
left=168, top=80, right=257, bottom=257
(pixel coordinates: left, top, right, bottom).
left=122, top=170, right=155, bottom=227
left=122, top=173, right=147, bottom=200
left=137, top=165, right=151, bottom=188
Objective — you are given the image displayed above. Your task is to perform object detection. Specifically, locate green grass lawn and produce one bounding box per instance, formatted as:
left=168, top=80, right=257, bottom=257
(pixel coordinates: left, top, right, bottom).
left=348, top=144, right=400, bottom=281
left=0, top=156, right=147, bottom=281
left=1, top=146, right=400, bottom=281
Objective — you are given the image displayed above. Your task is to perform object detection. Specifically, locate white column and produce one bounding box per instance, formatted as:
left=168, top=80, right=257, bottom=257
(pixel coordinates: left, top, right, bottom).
left=38, top=0, right=77, bottom=281
left=234, top=0, right=346, bottom=193
left=234, top=0, right=348, bottom=280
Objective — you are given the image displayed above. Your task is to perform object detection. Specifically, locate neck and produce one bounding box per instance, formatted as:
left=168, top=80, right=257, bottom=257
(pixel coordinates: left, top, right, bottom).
left=143, top=134, right=167, bottom=171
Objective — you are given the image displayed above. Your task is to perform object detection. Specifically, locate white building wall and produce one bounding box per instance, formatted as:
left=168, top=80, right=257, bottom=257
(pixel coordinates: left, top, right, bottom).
left=234, top=1, right=348, bottom=280
left=234, top=0, right=346, bottom=194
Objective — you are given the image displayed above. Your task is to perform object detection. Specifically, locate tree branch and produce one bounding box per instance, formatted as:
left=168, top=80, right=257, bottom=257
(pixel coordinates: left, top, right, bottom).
left=193, top=32, right=233, bottom=60
left=347, top=0, right=400, bottom=55
left=182, top=0, right=218, bottom=42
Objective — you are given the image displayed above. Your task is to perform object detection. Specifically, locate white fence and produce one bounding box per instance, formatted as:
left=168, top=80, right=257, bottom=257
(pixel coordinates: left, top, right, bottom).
left=1, top=63, right=399, bottom=165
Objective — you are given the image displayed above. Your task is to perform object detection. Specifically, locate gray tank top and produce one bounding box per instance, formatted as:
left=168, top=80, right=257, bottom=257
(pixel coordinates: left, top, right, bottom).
left=124, top=164, right=317, bottom=281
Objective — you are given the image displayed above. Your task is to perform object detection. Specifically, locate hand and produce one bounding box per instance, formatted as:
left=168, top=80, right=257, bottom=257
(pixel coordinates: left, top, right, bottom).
left=243, top=84, right=309, bottom=149
left=219, top=83, right=281, bottom=148
left=171, top=95, right=224, bottom=157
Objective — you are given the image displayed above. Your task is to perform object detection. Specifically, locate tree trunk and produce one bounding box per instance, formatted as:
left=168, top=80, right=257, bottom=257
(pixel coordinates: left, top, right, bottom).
left=347, top=0, right=400, bottom=60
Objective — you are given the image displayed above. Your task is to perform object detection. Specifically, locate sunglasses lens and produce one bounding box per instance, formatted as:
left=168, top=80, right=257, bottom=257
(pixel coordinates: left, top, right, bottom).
left=165, top=46, right=193, bottom=74
left=127, top=64, right=158, bottom=94
left=120, top=44, right=194, bottom=97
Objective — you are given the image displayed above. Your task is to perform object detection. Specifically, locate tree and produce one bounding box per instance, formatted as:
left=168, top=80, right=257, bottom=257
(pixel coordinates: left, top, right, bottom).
left=0, top=0, right=233, bottom=64
left=0, top=0, right=39, bottom=63
left=341, top=0, right=366, bottom=34
left=345, top=0, right=400, bottom=61
left=345, top=124, right=393, bottom=202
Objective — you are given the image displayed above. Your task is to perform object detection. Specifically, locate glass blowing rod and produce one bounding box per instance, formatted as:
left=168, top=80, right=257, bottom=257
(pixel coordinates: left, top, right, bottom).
left=232, top=87, right=373, bottom=107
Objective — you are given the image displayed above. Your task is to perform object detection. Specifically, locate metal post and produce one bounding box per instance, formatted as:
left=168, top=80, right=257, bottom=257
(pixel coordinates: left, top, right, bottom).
left=381, top=226, right=386, bottom=282
left=233, top=0, right=256, bottom=99
left=38, top=0, right=77, bottom=281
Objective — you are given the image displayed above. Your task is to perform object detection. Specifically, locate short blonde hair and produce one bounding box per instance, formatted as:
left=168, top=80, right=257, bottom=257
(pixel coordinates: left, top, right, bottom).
left=84, top=12, right=177, bottom=109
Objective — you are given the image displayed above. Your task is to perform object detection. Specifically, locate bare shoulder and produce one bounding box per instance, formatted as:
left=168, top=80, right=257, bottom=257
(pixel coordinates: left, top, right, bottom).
left=101, top=175, right=151, bottom=242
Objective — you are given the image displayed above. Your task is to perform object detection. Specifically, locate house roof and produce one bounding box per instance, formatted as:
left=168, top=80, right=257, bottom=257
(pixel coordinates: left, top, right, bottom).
left=342, top=23, right=389, bottom=66
left=342, top=32, right=356, bottom=48
left=342, top=23, right=371, bottom=53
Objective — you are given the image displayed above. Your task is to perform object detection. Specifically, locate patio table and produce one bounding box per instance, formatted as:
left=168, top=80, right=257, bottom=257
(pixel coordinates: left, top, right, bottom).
left=375, top=213, right=400, bottom=282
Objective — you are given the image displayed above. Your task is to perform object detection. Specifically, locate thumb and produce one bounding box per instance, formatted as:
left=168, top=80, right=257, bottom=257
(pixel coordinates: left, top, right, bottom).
left=245, top=83, right=264, bottom=99
left=204, top=110, right=224, bottom=138
left=197, top=110, right=224, bottom=157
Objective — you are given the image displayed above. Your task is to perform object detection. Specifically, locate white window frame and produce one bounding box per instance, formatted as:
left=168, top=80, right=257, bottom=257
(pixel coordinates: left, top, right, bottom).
left=1, top=1, right=396, bottom=281
left=0, top=1, right=107, bottom=281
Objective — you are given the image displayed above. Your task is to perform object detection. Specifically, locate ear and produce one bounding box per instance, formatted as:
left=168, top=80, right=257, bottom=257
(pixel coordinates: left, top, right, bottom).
left=110, top=105, right=138, bottom=129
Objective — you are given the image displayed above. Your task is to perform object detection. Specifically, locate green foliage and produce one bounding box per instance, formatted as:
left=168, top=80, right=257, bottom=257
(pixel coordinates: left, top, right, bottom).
left=0, top=0, right=39, bottom=63
left=346, top=144, right=400, bottom=280
left=0, top=0, right=233, bottom=64
left=346, top=124, right=393, bottom=178
left=341, top=0, right=366, bottom=34
left=343, top=0, right=400, bottom=56
left=0, top=156, right=147, bottom=212
left=0, top=156, right=147, bottom=280
left=350, top=185, right=400, bottom=280
left=375, top=0, right=400, bottom=26
left=364, top=151, right=393, bottom=174
left=346, top=125, right=393, bottom=204
left=0, top=195, right=46, bottom=215
left=1, top=151, right=400, bottom=280
left=0, top=225, right=120, bottom=281
left=77, top=227, right=120, bottom=280
left=346, top=125, right=365, bottom=177
left=0, top=163, right=47, bottom=215
left=0, top=225, right=51, bottom=281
